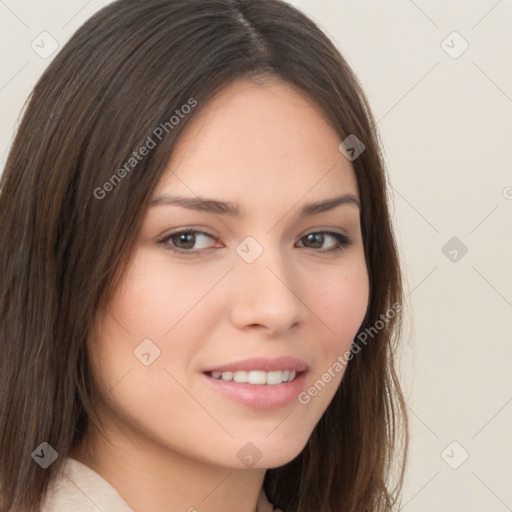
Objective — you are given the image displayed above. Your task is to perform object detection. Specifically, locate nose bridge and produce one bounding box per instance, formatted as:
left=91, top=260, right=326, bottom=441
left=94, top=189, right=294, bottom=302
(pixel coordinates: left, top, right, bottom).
left=230, top=234, right=304, bottom=333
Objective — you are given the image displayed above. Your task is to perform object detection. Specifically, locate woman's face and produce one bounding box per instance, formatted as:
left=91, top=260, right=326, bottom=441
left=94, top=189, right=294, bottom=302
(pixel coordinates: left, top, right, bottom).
left=88, top=78, right=369, bottom=469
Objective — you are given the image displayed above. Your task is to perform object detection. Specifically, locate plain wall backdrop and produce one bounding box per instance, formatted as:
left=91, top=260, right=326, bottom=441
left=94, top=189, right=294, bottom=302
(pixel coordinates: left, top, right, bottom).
left=1, top=1, right=511, bottom=510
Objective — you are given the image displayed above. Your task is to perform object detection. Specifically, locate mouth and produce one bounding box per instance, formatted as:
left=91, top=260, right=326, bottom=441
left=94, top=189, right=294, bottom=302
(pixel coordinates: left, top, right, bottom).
left=200, top=357, right=309, bottom=410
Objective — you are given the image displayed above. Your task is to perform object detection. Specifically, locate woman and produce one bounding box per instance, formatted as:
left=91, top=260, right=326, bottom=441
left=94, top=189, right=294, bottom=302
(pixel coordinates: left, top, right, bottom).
left=0, top=0, right=408, bottom=511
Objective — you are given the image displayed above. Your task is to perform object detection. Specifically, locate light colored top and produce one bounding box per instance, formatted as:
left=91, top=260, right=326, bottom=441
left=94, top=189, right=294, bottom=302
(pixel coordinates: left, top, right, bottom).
left=41, top=457, right=282, bottom=512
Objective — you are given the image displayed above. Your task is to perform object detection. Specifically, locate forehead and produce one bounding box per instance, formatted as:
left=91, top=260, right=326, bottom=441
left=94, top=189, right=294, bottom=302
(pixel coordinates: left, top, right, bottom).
left=155, top=78, right=358, bottom=207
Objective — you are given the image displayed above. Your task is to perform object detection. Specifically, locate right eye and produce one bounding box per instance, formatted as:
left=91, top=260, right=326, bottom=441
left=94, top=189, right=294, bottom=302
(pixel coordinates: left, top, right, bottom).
left=157, top=228, right=220, bottom=254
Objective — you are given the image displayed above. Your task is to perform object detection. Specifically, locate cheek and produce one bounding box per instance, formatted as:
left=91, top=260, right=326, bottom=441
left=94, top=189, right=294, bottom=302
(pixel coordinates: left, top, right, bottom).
left=86, top=249, right=231, bottom=399
left=106, top=249, right=229, bottom=341
left=295, top=260, right=369, bottom=423
left=311, top=257, right=370, bottom=354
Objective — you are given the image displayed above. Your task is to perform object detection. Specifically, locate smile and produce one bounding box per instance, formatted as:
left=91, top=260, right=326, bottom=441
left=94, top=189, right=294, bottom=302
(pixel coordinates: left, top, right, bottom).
left=202, top=369, right=308, bottom=410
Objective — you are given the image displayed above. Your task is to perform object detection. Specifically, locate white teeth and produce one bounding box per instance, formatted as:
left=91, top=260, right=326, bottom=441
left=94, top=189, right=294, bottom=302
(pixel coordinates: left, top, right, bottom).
left=209, top=369, right=298, bottom=384
left=233, top=371, right=248, bottom=382
left=266, top=371, right=283, bottom=385
left=248, top=371, right=267, bottom=384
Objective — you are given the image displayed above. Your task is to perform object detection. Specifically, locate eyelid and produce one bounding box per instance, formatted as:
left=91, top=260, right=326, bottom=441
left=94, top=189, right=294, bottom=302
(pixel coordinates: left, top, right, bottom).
left=159, top=226, right=217, bottom=239
left=302, top=227, right=349, bottom=237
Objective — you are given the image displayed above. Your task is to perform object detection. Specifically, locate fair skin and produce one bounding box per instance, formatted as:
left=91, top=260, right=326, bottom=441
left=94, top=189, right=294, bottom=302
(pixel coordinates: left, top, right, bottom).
left=70, top=77, right=369, bottom=512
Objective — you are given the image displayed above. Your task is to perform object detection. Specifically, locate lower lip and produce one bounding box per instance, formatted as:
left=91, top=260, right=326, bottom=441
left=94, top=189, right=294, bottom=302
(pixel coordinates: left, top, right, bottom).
left=201, top=371, right=308, bottom=410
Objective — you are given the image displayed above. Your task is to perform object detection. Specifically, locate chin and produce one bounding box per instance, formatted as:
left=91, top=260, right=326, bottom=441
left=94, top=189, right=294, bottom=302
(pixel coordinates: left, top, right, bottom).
left=233, top=432, right=311, bottom=470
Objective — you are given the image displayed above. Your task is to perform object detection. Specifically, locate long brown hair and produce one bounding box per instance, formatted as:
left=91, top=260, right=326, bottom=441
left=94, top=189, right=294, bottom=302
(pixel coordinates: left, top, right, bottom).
left=0, top=1, right=408, bottom=510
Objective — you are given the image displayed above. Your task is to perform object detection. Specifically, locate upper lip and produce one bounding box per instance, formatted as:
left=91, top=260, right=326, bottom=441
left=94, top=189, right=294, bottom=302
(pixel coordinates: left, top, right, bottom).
left=203, top=356, right=309, bottom=374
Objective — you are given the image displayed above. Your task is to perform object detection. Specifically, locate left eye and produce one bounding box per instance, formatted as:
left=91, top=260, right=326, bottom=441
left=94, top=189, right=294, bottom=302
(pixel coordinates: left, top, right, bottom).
left=297, top=231, right=352, bottom=253
left=157, top=229, right=352, bottom=254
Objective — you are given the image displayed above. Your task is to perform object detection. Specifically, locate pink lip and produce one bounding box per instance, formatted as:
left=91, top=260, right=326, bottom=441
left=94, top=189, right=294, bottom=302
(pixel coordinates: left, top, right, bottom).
left=201, top=370, right=309, bottom=410
left=202, top=356, right=309, bottom=373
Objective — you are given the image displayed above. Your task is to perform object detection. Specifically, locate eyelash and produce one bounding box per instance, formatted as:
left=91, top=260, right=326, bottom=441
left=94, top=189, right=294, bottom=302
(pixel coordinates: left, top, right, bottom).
left=157, top=228, right=353, bottom=255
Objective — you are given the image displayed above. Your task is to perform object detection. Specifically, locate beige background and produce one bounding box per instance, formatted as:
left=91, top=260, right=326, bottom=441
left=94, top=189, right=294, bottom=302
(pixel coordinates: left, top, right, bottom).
left=1, top=1, right=511, bottom=510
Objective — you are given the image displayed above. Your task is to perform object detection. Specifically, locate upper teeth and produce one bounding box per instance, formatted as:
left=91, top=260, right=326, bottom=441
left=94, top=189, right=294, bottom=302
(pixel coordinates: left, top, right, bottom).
left=210, top=370, right=297, bottom=385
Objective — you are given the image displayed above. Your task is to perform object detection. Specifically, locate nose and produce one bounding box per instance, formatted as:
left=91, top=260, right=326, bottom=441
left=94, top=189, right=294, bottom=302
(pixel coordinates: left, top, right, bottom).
left=229, top=243, right=306, bottom=336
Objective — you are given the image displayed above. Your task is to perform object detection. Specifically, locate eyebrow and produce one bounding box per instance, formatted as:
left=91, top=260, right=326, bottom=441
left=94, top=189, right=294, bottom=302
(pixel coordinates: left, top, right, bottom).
left=149, top=193, right=361, bottom=217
